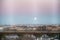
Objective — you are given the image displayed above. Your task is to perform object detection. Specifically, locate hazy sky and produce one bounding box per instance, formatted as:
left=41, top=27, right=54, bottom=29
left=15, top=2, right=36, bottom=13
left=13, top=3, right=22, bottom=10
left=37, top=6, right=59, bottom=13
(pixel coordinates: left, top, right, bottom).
left=0, top=0, right=60, bottom=25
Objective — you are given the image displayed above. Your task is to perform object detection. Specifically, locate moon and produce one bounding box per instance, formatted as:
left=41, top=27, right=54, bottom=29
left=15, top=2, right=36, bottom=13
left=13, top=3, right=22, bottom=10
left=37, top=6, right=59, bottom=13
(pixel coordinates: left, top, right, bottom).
left=34, top=17, right=37, bottom=21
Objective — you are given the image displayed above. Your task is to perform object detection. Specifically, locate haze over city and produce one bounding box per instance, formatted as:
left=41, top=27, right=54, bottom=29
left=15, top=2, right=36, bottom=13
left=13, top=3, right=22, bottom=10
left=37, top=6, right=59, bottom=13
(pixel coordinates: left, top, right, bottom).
left=0, top=0, right=60, bottom=25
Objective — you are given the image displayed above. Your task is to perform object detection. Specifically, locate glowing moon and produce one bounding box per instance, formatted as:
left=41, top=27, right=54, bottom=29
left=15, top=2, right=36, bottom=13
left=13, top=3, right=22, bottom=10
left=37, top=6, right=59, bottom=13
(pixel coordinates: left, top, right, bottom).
left=34, top=17, right=37, bottom=20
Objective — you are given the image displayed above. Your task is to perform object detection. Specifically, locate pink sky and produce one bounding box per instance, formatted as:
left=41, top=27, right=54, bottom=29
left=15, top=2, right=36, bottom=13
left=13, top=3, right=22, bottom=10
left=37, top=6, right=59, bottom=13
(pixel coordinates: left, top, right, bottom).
left=1, top=0, right=58, bottom=15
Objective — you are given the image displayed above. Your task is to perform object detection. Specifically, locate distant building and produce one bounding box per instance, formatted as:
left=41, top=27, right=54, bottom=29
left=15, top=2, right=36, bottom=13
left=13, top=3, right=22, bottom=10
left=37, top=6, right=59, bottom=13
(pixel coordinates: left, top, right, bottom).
left=0, top=27, right=4, bottom=32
